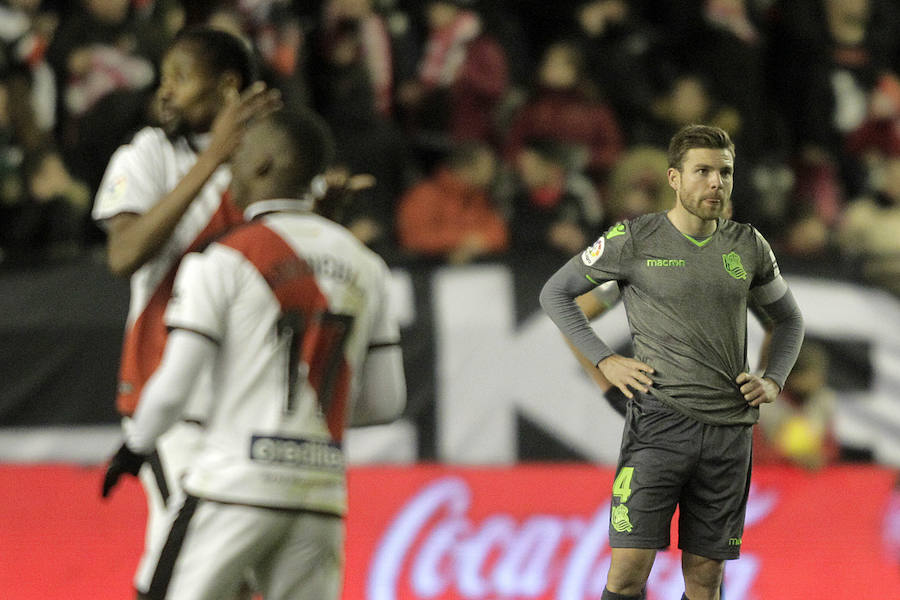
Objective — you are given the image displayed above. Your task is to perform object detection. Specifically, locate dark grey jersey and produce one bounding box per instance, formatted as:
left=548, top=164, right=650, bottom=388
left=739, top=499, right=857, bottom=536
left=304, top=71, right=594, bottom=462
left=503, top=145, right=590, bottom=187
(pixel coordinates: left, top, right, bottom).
left=544, top=211, right=799, bottom=425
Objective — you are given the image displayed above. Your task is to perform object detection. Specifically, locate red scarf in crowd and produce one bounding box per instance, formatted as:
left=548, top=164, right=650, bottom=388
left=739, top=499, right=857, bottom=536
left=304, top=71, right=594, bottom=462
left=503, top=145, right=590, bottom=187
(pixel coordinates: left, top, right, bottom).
left=418, top=10, right=481, bottom=89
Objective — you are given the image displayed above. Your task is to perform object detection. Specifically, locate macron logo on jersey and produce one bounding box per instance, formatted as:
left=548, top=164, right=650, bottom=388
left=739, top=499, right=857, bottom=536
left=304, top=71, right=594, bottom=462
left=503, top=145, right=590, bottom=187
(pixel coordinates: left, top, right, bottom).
left=646, top=258, right=686, bottom=267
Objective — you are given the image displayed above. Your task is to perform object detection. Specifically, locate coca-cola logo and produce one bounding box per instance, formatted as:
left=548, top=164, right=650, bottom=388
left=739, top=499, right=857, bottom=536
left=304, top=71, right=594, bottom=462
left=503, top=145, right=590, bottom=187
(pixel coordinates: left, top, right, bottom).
left=366, top=477, right=777, bottom=600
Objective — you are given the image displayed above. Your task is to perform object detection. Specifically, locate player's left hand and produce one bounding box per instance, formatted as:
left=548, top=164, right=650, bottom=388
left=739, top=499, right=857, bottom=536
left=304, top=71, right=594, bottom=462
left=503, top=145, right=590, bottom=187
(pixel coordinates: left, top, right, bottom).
left=101, top=442, right=148, bottom=499
left=314, top=167, right=376, bottom=222
left=736, top=372, right=780, bottom=407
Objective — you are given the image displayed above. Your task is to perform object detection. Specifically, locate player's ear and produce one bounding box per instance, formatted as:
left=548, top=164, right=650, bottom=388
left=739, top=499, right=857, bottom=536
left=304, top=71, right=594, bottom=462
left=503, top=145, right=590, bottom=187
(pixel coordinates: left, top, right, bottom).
left=255, top=155, right=273, bottom=178
left=667, top=167, right=680, bottom=192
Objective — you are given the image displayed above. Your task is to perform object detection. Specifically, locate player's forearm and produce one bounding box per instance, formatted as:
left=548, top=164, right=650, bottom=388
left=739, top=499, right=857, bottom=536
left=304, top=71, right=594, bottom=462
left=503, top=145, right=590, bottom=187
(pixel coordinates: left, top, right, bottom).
left=126, top=330, right=215, bottom=452
left=540, top=257, right=614, bottom=365
left=565, top=336, right=613, bottom=391
left=351, top=344, right=406, bottom=426
left=106, top=155, right=225, bottom=276
left=760, top=289, right=805, bottom=389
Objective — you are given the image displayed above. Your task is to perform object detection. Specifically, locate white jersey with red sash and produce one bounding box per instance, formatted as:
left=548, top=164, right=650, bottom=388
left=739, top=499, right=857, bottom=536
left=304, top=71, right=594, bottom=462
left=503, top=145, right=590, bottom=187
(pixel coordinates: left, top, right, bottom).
left=164, top=203, right=394, bottom=513
left=93, top=127, right=243, bottom=416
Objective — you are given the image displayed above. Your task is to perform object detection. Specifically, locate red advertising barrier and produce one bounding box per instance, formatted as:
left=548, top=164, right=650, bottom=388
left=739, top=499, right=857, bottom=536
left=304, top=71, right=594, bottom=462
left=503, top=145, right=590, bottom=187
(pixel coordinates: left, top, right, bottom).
left=346, top=464, right=900, bottom=600
left=1, top=464, right=899, bottom=599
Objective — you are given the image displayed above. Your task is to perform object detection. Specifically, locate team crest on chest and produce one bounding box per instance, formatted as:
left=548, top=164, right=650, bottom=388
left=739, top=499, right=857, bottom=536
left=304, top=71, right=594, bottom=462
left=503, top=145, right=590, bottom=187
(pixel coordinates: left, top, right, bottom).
left=722, top=251, right=747, bottom=280
left=582, top=237, right=605, bottom=266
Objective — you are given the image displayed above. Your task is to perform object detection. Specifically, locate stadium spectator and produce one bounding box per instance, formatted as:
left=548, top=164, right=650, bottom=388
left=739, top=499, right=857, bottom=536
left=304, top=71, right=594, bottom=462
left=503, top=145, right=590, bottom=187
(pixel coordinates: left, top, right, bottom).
left=0, top=144, right=92, bottom=264
left=837, top=142, right=900, bottom=297
left=754, top=340, right=839, bottom=470
left=503, top=136, right=602, bottom=315
left=199, top=1, right=310, bottom=117
left=635, top=72, right=741, bottom=151
left=0, top=67, right=32, bottom=202
left=651, top=0, right=771, bottom=161
left=0, top=59, right=94, bottom=263
left=0, top=0, right=59, bottom=143
left=320, top=0, right=417, bottom=120
left=603, top=145, right=672, bottom=226
left=396, top=0, right=509, bottom=158
left=396, top=141, right=508, bottom=264
left=507, top=137, right=602, bottom=260
left=571, top=0, right=661, bottom=144
left=46, top=0, right=175, bottom=183
left=503, top=39, right=623, bottom=189
left=306, top=7, right=417, bottom=259
left=764, top=0, right=900, bottom=238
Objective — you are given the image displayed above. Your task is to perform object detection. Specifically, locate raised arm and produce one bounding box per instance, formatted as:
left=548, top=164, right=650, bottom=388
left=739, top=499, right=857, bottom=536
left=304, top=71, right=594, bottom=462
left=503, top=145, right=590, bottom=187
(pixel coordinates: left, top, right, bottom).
left=105, top=83, right=281, bottom=276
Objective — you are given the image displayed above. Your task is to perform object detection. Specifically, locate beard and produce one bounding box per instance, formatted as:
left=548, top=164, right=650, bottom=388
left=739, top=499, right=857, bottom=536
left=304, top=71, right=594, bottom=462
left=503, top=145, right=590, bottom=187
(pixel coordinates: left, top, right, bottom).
left=161, top=115, right=189, bottom=140
left=156, top=99, right=212, bottom=141
left=154, top=97, right=187, bottom=140
left=683, top=195, right=726, bottom=221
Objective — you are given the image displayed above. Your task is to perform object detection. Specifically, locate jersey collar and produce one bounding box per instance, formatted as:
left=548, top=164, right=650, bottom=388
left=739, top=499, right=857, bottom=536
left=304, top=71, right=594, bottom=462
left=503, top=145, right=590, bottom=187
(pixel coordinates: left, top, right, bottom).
left=185, top=133, right=211, bottom=154
left=244, top=198, right=314, bottom=221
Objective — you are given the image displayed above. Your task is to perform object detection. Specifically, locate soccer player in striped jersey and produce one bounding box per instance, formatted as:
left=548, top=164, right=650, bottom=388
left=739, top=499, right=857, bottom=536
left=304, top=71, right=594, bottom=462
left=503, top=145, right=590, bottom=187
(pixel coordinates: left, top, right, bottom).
left=94, top=28, right=280, bottom=595
left=103, top=108, right=406, bottom=599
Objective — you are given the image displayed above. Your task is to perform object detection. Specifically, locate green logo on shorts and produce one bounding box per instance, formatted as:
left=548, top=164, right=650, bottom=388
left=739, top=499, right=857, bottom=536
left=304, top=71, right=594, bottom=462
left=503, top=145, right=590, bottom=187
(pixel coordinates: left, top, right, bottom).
left=722, top=251, right=747, bottom=280
left=611, top=504, right=634, bottom=533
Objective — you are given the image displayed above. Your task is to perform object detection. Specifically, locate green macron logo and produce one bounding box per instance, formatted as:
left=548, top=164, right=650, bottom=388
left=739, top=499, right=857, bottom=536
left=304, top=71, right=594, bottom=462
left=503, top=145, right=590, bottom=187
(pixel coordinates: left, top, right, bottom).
left=728, top=537, right=742, bottom=546
left=646, top=259, right=685, bottom=267
left=722, top=251, right=747, bottom=280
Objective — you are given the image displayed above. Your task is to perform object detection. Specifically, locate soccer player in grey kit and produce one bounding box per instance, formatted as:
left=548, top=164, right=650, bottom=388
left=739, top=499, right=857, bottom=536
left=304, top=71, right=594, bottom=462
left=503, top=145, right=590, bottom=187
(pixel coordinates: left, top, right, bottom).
left=540, top=124, right=804, bottom=600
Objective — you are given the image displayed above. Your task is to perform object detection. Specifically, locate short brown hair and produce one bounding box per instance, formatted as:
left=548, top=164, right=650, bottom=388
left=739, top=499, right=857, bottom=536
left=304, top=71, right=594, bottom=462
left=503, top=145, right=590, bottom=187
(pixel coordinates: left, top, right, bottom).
left=667, top=124, right=735, bottom=170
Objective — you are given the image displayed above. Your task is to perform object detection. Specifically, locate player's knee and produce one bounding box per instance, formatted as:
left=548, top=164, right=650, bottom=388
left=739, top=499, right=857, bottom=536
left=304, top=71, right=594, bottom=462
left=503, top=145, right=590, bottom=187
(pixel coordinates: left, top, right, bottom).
left=682, top=556, right=724, bottom=591
left=606, top=549, right=655, bottom=593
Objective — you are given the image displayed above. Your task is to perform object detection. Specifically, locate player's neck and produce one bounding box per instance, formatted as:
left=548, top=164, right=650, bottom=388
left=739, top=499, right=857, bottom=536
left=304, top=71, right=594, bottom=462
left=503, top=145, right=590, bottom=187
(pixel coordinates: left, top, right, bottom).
left=666, top=205, right=717, bottom=238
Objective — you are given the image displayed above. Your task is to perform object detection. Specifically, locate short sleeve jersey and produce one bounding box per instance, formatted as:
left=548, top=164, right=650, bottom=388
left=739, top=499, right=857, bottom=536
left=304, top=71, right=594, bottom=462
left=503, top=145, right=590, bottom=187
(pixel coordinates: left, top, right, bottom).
left=576, top=212, right=786, bottom=425
left=92, top=127, right=242, bottom=415
left=165, top=209, right=397, bottom=513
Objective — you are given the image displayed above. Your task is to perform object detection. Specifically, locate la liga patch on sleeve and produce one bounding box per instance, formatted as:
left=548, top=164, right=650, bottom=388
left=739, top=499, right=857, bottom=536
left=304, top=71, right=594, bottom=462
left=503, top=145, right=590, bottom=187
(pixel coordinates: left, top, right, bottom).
left=581, top=237, right=605, bottom=266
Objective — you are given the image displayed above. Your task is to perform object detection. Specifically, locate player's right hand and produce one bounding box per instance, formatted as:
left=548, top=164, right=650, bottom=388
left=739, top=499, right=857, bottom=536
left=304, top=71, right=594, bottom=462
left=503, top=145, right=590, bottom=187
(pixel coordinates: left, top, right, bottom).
left=597, top=354, right=655, bottom=399
left=101, top=442, right=147, bottom=499
left=208, top=81, right=283, bottom=162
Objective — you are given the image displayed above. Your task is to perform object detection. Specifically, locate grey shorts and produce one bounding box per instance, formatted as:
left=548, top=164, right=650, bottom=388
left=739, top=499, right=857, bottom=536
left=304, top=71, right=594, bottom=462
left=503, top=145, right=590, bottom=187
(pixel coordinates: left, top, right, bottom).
left=608, top=394, right=752, bottom=560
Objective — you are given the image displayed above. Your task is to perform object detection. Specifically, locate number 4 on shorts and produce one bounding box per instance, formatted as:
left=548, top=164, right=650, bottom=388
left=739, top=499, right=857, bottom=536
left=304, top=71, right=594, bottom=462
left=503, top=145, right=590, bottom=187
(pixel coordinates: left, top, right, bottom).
left=612, top=466, right=634, bottom=503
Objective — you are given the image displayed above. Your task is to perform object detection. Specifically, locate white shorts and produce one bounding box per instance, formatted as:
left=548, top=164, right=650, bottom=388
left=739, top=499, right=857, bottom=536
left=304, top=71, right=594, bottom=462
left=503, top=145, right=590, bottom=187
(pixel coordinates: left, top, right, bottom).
left=130, top=419, right=204, bottom=592
left=140, top=497, right=344, bottom=600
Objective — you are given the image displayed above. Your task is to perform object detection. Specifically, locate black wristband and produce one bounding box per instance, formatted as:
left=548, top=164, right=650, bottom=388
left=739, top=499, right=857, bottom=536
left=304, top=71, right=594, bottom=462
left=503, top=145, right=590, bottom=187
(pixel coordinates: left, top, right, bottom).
left=113, top=442, right=147, bottom=476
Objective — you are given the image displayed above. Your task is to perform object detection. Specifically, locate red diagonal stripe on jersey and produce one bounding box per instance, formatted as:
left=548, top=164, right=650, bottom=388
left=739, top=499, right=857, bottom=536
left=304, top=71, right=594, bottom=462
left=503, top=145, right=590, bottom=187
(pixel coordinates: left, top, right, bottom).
left=115, top=195, right=243, bottom=416
left=220, top=222, right=351, bottom=442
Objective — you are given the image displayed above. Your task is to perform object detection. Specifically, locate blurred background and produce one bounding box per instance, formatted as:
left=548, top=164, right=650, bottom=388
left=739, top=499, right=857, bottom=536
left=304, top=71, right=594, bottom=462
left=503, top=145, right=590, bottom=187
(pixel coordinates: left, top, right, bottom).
left=1, top=0, right=900, bottom=598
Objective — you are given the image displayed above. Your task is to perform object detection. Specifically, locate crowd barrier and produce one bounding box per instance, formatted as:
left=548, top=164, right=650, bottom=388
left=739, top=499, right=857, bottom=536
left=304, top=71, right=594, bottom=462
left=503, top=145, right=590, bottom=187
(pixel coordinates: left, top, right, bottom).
left=2, top=463, right=899, bottom=599
left=2, top=257, right=900, bottom=466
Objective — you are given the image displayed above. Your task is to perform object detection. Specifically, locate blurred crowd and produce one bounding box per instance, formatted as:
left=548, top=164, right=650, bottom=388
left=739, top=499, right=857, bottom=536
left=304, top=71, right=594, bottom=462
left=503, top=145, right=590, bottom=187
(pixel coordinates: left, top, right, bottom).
left=1, top=0, right=900, bottom=300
